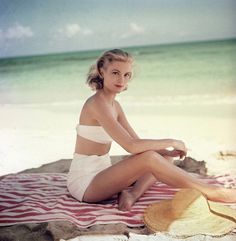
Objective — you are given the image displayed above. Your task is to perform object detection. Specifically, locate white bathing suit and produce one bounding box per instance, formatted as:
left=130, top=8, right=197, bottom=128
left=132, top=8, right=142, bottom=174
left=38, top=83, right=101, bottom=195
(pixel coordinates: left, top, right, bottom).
left=67, top=124, right=113, bottom=201
left=76, top=124, right=113, bottom=144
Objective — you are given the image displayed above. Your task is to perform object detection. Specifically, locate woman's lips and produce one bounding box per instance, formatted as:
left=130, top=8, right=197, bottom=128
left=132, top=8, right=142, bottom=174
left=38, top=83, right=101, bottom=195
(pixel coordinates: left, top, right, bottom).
left=115, top=84, right=124, bottom=88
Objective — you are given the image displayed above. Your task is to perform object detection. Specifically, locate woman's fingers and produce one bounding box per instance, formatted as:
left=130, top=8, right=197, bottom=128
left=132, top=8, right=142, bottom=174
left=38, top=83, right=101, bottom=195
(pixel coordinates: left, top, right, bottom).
left=172, top=150, right=182, bottom=156
left=173, top=140, right=187, bottom=153
left=169, top=150, right=186, bottom=159
left=179, top=150, right=186, bottom=160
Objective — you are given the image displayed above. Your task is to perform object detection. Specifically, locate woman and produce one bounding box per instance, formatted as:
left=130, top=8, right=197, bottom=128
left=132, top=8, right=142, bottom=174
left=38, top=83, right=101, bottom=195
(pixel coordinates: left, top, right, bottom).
left=67, top=49, right=236, bottom=211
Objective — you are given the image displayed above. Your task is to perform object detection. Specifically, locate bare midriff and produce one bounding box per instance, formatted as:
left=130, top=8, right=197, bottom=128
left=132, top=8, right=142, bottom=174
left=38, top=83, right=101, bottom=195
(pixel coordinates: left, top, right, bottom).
left=74, top=135, right=111, bottom=156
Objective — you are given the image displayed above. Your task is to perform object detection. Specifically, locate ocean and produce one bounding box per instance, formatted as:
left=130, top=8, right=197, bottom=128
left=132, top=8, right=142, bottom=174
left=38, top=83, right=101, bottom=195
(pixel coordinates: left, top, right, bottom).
left=1, top=39, right=236, bottom=105
left=0, top=39, right=236, bottom=175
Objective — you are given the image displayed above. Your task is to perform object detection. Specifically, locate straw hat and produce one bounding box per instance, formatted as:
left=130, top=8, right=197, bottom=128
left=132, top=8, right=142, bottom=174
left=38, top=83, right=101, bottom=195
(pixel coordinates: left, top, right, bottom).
left=144, top=189, right=236, bottom=237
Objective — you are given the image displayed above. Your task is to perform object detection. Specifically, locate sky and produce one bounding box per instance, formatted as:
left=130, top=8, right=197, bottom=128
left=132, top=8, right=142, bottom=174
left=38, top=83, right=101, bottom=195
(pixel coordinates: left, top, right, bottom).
left=0, top=0, right=236, bottom=58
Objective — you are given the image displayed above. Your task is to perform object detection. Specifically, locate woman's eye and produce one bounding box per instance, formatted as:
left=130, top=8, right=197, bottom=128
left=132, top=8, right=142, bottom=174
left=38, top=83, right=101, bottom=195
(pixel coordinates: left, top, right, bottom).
left=112, top=72, right=119, bottom=75
left=125, top=73, right=131, bottom=78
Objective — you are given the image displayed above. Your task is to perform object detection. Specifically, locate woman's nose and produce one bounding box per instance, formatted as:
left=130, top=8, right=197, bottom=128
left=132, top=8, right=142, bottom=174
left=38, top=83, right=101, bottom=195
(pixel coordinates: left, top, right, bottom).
left=117, top=75, right=125, bottom=83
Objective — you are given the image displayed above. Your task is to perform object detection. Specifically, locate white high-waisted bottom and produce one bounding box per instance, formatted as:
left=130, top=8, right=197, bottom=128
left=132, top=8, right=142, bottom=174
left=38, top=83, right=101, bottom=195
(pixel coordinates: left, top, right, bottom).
left=67, top=153, right=112, bottom=201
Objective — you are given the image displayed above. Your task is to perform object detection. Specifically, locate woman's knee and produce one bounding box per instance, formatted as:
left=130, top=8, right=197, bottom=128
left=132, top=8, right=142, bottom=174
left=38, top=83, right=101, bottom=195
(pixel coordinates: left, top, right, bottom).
left=163, top=155, right=174, bottom=163
left=136, top=150, right=162, bottom=169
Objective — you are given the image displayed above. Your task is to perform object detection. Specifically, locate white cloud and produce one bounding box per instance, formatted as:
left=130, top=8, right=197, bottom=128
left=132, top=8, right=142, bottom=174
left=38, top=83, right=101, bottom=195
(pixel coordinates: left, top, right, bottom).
left=120, top=22, right=145, bottom=39
left=57, top=23, right=93, bottom=38
left=65, top=24, right=81, bottom=38
left=0, top=23, right=34, bottom=41
left=130, top=23, right=145, bottom=34
left=82, top=28, right=93, bottom=36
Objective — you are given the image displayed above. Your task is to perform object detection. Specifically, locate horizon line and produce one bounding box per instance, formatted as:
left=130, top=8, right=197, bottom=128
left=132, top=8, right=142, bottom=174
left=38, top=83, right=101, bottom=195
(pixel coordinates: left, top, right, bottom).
left=1, top=37, right=236, bottom=60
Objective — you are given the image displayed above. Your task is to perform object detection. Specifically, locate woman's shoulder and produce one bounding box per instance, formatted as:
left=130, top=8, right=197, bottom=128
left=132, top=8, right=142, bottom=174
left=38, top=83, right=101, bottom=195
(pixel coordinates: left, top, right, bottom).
left=83, top=93, right=100, bottom=106
left=114, top=99, right=121, bottom=107
left=79, top=95, right=100, bottom=124
left=114, top=99, right=123, bottom=113
left=82, top=93, right=107, bottom=112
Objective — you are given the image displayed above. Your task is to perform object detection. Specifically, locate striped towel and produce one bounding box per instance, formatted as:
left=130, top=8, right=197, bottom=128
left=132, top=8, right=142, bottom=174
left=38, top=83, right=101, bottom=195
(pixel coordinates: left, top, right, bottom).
left=0, top=173, right=235, bottom=229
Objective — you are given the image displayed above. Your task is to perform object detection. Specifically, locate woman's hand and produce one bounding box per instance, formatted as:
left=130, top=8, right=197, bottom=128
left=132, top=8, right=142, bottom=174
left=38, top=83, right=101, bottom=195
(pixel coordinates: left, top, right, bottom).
left=168, top=149, right=186, bottom=159
left=159, top=149, right=186, bottom=160
left=172, top=140, right=187, bottom=159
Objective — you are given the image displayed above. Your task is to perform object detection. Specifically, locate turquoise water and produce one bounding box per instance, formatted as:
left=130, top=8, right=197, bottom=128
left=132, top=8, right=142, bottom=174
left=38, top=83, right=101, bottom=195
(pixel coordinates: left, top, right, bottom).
left=0, top=39, right=235, bottom=109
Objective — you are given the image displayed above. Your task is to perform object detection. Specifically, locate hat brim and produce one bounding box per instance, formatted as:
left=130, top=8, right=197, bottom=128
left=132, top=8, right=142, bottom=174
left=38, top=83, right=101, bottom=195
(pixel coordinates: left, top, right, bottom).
left=144, top=189, right=236, bottom=237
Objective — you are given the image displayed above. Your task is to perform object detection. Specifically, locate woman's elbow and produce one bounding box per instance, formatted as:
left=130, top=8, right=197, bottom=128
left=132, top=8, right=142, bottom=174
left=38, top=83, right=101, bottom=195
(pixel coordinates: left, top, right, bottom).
left=123, top=139, right=140, bottom=154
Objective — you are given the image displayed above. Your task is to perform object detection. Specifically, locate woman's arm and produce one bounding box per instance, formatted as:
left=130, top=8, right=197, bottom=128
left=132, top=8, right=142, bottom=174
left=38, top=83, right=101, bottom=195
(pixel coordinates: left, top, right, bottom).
left=116, top=101, right=139, bottom=139
left=116, top=101, right=186, bottom=158
left=90, top=99, right=187, bottom=155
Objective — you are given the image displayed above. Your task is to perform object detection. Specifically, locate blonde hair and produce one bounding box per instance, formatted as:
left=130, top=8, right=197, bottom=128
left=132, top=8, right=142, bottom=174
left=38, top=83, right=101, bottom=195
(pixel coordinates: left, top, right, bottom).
left=86, top=49, right=133, bottom=90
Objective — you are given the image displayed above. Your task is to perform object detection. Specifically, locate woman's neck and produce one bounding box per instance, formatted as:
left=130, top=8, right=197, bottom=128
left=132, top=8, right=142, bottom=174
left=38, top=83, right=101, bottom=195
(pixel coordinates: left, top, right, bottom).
left=97, top=89, right=116, bottom=106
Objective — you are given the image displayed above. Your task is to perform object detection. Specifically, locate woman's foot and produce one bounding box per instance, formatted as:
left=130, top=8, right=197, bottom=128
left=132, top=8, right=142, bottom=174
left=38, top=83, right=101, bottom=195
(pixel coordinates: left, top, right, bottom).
left=118, top=190, right=137, bottom=211
left=203, top=186, right=236, bottom=203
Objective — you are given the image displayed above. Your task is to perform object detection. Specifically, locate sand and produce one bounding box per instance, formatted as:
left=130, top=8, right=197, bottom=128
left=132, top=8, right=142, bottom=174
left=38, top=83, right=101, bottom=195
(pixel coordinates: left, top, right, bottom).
left=1, top=103, right=236, bottom=177
left=0, top=104, right=236, bottom=240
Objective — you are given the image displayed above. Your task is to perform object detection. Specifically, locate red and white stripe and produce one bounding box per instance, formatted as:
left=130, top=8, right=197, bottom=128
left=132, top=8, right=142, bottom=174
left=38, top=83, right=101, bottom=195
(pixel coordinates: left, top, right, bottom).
left=0, top=173, right=235, bottom=230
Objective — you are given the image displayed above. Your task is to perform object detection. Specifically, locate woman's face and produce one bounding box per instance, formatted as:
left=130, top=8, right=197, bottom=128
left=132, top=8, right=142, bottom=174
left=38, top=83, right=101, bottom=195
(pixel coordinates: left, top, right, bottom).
left=100, top=61, right=132, bottom=93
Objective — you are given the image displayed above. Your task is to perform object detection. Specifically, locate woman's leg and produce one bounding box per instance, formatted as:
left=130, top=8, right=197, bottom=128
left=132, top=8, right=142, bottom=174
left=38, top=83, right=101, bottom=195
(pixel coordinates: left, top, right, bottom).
left=83, top=151, right=236, bottom=204
left=118, top=173, right=156, bottom=210
left=118, top=155, right=173, bottom=210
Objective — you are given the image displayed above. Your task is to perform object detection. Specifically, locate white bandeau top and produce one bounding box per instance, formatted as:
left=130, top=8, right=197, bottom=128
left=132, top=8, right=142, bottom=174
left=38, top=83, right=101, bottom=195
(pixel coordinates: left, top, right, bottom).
left=76, top=124, right=113, bottom=144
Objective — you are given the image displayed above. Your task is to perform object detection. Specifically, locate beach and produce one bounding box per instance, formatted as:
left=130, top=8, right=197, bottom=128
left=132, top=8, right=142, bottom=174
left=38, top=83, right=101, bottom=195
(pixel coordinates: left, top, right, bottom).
left=1, top=39, right=236, bottom=176
left=0, top=40, right=236, bottom=175
left=0, top=98, right=235, bottom=176
left=0, top=152, right=235, bottom=241
left=0, top=39, right=236, bottom=240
